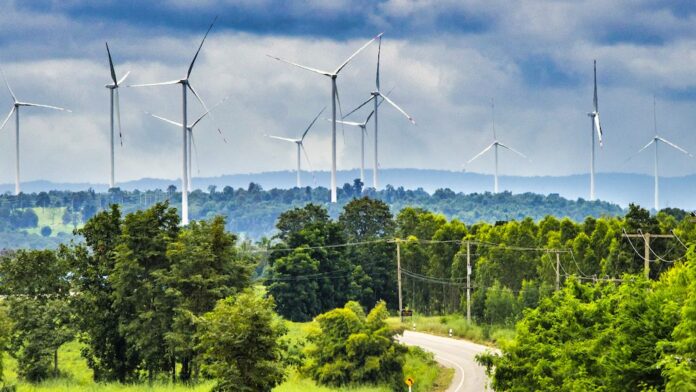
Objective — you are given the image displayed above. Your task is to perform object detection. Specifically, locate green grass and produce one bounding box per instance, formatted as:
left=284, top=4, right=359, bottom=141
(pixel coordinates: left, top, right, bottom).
left=2, top=321, right=447, bottom=391
left=389, top=314, right=515, bottom=346
left=23, top=207, right=79, bottom=237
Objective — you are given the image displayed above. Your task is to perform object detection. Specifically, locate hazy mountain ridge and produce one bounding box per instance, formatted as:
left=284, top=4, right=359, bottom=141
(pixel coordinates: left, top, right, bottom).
left=1, top=169, right=692, bottom=210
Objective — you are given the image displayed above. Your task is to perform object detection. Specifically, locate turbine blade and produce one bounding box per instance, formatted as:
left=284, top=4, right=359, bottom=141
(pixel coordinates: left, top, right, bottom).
left=191, top=95, right=230, bottom=128
left=187, top=83, right=210, bottom=113
left=265, top=134, right=298, bottom=143
left=0, top=106, right=15, bottom=132
left=593, top=60, right=598, bottom=112
left=334, top=84, right=345, bottom=142
left=0, top=68, right=17, bottom=102
left=300, top=143, right=316, bottom=184
left=301, top=106, right=326, bottom=141
left=467, top=143, right=495, bottom=163
left=115, top=88, right=123, bottom=146
left=594, top=113, right=603, bottom=147
left=381, top=93, right=415, bottom=124
left=344, top=95, right=374, bottom=119
left=266, top=55, right=333, bottom=76
left=376, top=36, right=381, bottom=91
left=128, top=80, right=181, bottom=87
left=497, top=142, right=528, bottom=159
left=117, top=71, right=131, bottom=86
left=365, top=88, right=393, bottom=124
left=637, top=139, right=655, bottom=154
left=334, top=32, right=384, bottom=75
left=657, top=136, right=694, bottom=157
left=191, top=132, right=201, bottom=175
left=23, top=102, right=71, bottom=112
left=334, top=120, right=363, bottom=127
left=106, top=42, right=118, bottom=85
left=187, top=16, right=217, bottom=78
left=147, top=112, right=183, bottom=128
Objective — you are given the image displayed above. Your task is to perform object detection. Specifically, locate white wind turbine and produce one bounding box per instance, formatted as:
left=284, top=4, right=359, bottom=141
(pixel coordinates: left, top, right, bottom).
left=629, top=97, right=693, bottom=211
left=336, top=89, right=391, bottom=183
left=0, top=69, right=71, bottom=195
left=146, top=96, right=230, bottom=192
left=268, top=33, right=382, bottom=202
left=265, top=107, right=325, bottom=187
left=587, top=60, right=604, bottom=201
left=105, top=42, right=130, bottom=189
left=344, top=36, right=415, bottom=189
left=467, top=100, right=527, bottom=193
left=129, top=17, right=216, bottom=225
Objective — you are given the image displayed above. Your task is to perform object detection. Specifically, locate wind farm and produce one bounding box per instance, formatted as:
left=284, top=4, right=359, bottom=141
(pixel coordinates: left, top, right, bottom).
left=3, top=4, right=696, bottom=392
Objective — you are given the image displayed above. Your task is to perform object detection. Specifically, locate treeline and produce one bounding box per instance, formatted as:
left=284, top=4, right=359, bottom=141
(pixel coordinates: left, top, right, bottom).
left=0, top=203, right=290, bottom=391
left=264, top=199, right=691, bottom=328
left=478, top=253, right=696, bottom=391
left=0, top=180, right=623, bottom=247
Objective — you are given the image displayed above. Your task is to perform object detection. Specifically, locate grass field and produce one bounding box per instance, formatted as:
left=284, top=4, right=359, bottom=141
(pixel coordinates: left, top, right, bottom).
left=23, top=207, right=79, bottom=237
left=388, top=314, right=515, bottom=346
left=2, top=321, right=447, bottom=392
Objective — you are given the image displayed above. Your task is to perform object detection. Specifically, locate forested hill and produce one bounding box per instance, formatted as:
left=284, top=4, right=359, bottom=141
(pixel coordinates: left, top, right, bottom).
left=0, top=181, right=623, bottom=248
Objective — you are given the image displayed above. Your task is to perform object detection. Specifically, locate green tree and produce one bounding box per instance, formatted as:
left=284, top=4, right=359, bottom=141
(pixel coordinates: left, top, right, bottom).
left=197, top=290, right=287, bottom=392
left=0, top=250, right=73, bottom=382
left=165, top=216, right=253, bottom=381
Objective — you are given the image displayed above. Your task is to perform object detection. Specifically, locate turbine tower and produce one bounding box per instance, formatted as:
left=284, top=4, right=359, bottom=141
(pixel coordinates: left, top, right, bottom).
left=344, top=36, right=415, bottom=189
left=268, top=33, right=382, bottom=202
left=265, top=107, right=325, bottom=187
left=130, top=17, right=216, bottom=225
left=631, top=97, right=693, bottom=211
left=146, top=96, right=230, bottom=192
left=587, top=60, right=604, bottom=200
left=105, top=42, right=130, bottom=189
left=0, top=69, right=71, bottom=195
left=337, top=91, right=390, bottom=183
left=467, top=100, right=527, bottom=193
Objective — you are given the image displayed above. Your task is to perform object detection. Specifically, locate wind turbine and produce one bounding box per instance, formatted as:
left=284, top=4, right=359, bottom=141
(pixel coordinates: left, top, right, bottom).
left=105, top=42, right=130, bottom=189
left=336, top=89, right=391, bottom=183
left=587, top=60, right=604, bottom=201
left=265, top=107, right=325, bottom=187
left=630, top=97, right=693, bottom=211
left=344, top=36, right=415, bottom=189
left=0, top=69, right=71, bottom=195
left=146, top=96, right=230, bottom=192
left=467, top=100, right=527, bottom=193
left=129, top=17, right=216, bottom=225
left=268, top=33, right=382, bottom=203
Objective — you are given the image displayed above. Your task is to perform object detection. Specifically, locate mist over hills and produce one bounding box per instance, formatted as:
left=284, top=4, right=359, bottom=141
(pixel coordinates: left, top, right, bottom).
left=1, top=169, right=692, bottom=211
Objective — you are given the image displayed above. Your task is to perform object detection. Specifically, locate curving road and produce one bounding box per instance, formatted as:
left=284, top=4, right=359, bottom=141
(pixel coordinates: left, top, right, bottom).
left=398, top=331, right=497, bottom=392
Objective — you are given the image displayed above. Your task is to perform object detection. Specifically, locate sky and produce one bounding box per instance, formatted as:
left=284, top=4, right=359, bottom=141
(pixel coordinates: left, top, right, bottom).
left=2, top=0, right=696, bottom=185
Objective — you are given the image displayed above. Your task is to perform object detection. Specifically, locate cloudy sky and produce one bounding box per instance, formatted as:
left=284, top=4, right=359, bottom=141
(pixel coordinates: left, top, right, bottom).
left=1, top=0, right=696, bottom=185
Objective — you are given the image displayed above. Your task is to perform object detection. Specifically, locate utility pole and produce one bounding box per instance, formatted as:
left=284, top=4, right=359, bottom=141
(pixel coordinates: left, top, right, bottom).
left=396, top=239, right=403, bottom=322
left=466, top=240, right=471, bottom=324
left=623, top=232, right=674, bottom=279
left=555, top=251, right=561, bottom=291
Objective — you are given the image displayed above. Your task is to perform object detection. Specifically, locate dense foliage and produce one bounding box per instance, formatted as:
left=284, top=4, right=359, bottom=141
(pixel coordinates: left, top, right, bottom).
left=265, top=201, right=688, bottom=326
left=0, top=181, right=623, bottom=248
left=477, top=249, right=696, bottom=391
left=0, top=203, right=257, bottom=386
left=304, top=301, right=406, bottom=390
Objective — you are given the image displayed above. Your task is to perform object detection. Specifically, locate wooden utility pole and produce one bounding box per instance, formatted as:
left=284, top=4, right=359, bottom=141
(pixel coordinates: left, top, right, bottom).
left=396, top=239, right=403, bottom=322
left=466, top=241, right=471, bottom=323
left=555, top=251, right=561, bottom=291
left=623, top=232, right=674, bottom=279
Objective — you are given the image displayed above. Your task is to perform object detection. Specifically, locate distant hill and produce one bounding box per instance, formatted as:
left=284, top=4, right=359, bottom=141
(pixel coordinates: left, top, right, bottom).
left=0, top=169, right=693, bottom=210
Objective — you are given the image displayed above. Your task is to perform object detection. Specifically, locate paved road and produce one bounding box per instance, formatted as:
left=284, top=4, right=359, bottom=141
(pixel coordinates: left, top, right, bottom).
left=398, top=331, right=497, bottom=392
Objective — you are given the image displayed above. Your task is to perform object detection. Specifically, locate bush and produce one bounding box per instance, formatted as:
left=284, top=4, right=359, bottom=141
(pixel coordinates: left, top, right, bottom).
left=304, top=301, right=407, bottom=390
